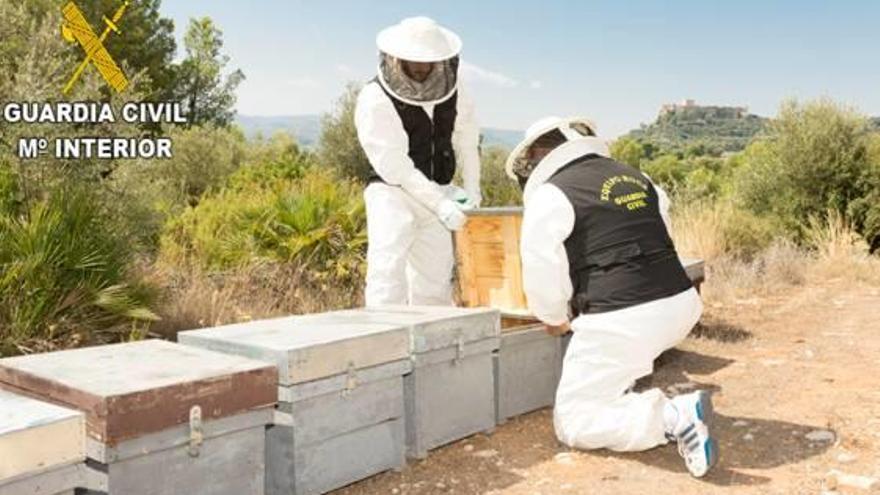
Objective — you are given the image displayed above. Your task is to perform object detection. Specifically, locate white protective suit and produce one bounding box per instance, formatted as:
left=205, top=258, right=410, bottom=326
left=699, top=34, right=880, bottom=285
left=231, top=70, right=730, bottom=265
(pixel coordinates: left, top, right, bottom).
left=355, top=17, right=481, bottom=306
left=519, top=135, right=703, bottom=452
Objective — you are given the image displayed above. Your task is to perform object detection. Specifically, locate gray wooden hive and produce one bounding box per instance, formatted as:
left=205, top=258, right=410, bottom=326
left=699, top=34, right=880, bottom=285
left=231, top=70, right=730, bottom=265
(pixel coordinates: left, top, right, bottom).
left=0, top=340, right=277, bottom=495
left=0, top=389, right=87, bottom=495
left=178, top=314, right=412, bottom=495
left=494, top=317, right=564, bottom=424
left=333, top=305, right=500, bottom=460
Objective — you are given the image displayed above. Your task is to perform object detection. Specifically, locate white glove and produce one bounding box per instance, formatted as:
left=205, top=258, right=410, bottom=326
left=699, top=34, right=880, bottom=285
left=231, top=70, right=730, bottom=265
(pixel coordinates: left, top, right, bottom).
left=437, top=199, right=467, bottom=231
left=443, top=185, right=478, bottom=211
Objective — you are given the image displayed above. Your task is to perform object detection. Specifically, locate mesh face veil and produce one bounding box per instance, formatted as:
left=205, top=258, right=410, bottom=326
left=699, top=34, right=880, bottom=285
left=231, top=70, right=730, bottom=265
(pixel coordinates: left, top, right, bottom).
left=379, top=53, right=459, bottom=104
left=510, top=122, right=595, bottom=184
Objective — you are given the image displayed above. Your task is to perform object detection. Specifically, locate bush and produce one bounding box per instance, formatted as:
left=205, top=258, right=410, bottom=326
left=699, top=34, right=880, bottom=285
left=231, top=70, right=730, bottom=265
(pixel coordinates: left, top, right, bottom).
left=318, top=82, right=372, bottom=182
left=671, top=200, right=777, bottom=261
left=478, top=146, right=522, bottom=206
left=610, top=137, right=645, bottom=169
left=734, top=99, right=880, bottom=247
left=160, top=166, right=366, bottom=287
left=0, top=161, right=19, bottom=215
left=153, top=125, right=249, bottom=206
left=229, top=133, right=312, bottom=191
left=641, top=154, right=690, bottom=192
left=0, top=189, right=157, bottom=356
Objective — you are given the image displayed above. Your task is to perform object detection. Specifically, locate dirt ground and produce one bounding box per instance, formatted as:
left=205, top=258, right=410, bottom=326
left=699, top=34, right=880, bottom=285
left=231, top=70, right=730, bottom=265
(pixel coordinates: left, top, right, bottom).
left=335, top=277, right=880, bottom=495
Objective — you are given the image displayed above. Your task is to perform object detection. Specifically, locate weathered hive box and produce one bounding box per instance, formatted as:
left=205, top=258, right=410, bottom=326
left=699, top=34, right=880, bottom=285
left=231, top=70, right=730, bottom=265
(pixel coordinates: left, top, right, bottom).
left=0, top=390, right=86, bottom=495
left=0, top=340, right=277, bottom=495
left=334, top=305, right=500, bottom=459
left=494, top=316, right=564, bottom=424
left=178, top=314, right=412, bottom=495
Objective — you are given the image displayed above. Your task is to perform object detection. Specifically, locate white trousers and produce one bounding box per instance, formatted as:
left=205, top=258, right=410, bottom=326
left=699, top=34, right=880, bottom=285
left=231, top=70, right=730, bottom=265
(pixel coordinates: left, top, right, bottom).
left=554, top=288, right=703, bottom=452
left=363, top=183, right=454, bottom=306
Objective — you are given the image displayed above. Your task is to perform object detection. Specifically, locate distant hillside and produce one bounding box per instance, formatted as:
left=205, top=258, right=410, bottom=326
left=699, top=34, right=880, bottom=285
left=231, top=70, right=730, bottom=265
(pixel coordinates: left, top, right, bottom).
left=627, top=101, right=767, bottom=154
left=480, top=128, right=522, bottom=149
left=871, top=117, right=880, bottom=130
left=236, top=114, right=522, bottom=150
left=236, top=115, right=322, bottom=147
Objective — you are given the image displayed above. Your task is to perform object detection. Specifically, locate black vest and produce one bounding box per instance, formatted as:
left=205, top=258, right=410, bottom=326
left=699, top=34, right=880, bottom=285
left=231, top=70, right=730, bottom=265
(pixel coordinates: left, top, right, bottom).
left=372, top=80, right=458, bottom=185
left=546, top=155, right=692, bottom=315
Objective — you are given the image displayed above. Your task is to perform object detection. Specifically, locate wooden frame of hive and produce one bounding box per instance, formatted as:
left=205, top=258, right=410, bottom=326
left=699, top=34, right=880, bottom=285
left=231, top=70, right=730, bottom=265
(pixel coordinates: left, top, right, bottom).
left=454, top=207, right=529, bottom=315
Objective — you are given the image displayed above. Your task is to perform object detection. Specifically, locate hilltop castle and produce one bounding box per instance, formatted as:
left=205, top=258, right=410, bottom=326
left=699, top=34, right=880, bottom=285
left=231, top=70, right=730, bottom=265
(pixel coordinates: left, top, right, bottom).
left=659, top=99, right=748, bottom=118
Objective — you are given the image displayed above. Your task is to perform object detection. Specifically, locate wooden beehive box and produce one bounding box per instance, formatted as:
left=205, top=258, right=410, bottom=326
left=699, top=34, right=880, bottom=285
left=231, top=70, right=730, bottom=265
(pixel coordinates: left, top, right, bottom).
left=0, top=340, right=277, bottom=495
left=455, top=207, right=528, bottom=315
left=178, top=314, right=413, bottom=494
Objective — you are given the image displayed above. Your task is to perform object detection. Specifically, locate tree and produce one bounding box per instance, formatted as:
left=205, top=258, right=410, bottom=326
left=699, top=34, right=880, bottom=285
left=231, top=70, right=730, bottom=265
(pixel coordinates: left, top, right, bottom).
left=610, top=137, right=645, bottom=169
left=318, top=83, right=372, bottom=182
left=78, top=0, right=177, bottom=99
left=735, top=98, right=880, bottom=248
left=641, top=155, right=689, bottom=192
left=477, top=146, right=521, bottom=206
left=7, top=0, right=178, bottom=100
left=174, top=17, right=244, bottom=127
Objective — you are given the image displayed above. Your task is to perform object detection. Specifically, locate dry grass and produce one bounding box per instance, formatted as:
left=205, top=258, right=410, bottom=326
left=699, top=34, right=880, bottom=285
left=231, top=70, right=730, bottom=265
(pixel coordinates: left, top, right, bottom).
left=701, top=240, right=808, bottom=303
left=804, top=210, right=880, bottom=284
left=145, top=262, right=363, bottom=340
left=674, top=204, right=880, bottom=304
left=671, top=201, right=733, bottom=261
left=670, top=200, right=774, bottom=261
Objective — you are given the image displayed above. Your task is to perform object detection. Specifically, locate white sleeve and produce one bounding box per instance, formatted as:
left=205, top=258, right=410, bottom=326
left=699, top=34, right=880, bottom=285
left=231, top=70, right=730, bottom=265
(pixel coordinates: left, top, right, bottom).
left=642, top=172, right=672, bottom=233
left=520, top=184, right=575, bottom=326
left=354, top=83, right=445, bottom=212
left=452, top=86, right=482, bottom=207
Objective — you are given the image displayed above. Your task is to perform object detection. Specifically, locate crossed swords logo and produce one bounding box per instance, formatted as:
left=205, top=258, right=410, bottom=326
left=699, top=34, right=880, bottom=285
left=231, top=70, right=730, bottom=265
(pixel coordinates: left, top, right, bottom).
left=61, top=1, right=130, bottom=94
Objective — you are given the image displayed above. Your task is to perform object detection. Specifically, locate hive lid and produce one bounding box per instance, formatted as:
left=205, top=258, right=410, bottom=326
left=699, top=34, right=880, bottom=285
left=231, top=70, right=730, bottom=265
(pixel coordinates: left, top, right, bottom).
left=0, top=340, right=277, bottom=446
left=680, top=257, right=705, bottom=283
left=178, top=314, right=410, bottom=386
left=0, top=389, right=84, bottom=480
left=463, top=206, right=523, bottom=216
left=334, top=305, right=500, bottom=354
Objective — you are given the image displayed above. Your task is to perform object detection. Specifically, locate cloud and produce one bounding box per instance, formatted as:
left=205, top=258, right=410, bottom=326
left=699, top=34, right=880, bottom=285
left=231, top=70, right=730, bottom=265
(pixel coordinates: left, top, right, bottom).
left=460, top=62, right=519, bottom=88
left=285, top=77, right=320, bottom=88
left=529, top=80, right=543, bottom=89
left=335, top=64, right=355, bottom=75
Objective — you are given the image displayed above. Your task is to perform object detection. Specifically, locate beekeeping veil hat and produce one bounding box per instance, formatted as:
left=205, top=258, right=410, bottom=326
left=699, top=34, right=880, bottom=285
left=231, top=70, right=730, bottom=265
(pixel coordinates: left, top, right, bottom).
left=376, top=17, right=462, bottom=105
left=504, top=116, right=601, bottom=182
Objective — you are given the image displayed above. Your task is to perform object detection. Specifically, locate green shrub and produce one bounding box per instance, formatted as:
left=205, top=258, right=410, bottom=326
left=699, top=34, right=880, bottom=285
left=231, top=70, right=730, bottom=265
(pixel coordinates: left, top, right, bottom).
left=0, top=189, right=157, bottom=356
left=478, top=146, right=522, bottom=206
left=153, top=125, right=249, bottom=206
left=641, top=154, right=690, bottom=192
left=734, top=99, right=880, bottom=247
left=610, top=137, right=645, bottom=169
left=0, top=161, right=19, bottom=215
left=318, top=82, right=372, bottom=182
left=671, top=200, right=777, bottom=260
left=229, top=133, right=312, bottom=192
left=160, top=167, right=366, bottom=286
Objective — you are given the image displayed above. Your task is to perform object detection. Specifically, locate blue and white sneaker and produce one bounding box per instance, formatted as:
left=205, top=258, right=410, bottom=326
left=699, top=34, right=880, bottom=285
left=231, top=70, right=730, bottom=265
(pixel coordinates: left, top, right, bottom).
left=667, top=390, right=719, bottom=477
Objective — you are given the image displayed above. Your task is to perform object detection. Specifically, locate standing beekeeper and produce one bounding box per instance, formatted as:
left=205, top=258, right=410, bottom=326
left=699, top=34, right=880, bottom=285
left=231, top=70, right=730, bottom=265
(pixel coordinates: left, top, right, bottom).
left=355, top=16, right=481, bottom=306
left=506, top=116, right=718, bottom=477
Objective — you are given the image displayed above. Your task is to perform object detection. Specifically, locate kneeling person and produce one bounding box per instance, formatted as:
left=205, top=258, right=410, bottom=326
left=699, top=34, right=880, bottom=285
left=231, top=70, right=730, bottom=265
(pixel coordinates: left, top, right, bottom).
left=506, top=117, right=718, bottom=477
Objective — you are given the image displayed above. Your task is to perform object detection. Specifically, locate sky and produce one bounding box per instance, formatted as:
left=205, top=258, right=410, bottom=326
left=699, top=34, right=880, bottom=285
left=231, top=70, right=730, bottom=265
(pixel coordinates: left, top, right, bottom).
left=161, top=0, right=880, bottom=137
